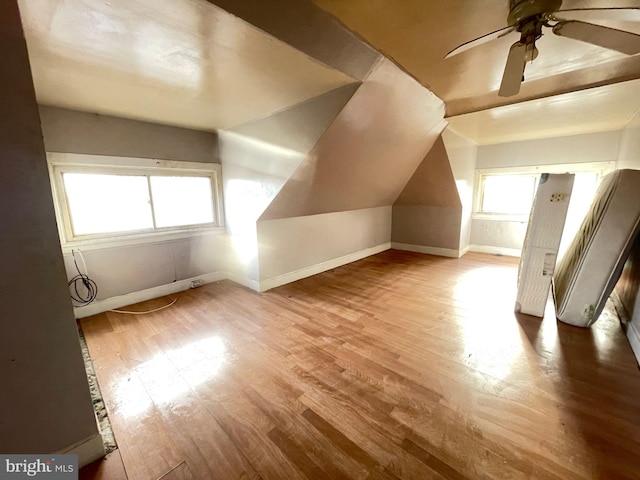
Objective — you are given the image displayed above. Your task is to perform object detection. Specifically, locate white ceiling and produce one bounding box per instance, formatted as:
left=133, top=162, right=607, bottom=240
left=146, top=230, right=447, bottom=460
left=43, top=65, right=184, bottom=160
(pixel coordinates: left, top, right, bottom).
left=18, top=0, right=356, bottom=131
left=312, top=0, right=640, bottom=115
left=447, top=78, right=640, bottom=145
left=15, top=0, right=640, bottom=146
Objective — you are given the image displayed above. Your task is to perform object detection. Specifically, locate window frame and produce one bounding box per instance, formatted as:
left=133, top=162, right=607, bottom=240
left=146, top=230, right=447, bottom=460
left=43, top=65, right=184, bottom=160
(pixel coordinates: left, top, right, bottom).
left=473, top=162, right=615, bottom=222
left=47, top=153, right=225, bottom=252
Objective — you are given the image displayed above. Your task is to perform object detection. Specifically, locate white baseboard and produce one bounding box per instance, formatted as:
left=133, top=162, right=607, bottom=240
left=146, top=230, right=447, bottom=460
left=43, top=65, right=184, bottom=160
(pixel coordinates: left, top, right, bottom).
left=627, top=321, right=640, bottom=367
left=390, top=242, right=461, bottom=258
left=74, top=243, right=392, bottom=314
left=259, top=242, right=391, bottom=292
left=57, top=433, right=105, bottom=468
left=468, top=244, right=522, bottom=257
left=226, top=270, right=260, bottom=292
left=459, top=245, right=470, bottom=257
left=73, top=271, right=226, bottom=318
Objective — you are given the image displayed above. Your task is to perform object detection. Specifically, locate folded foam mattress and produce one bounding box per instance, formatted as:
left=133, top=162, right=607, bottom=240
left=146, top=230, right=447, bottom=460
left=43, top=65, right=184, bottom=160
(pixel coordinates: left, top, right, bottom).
left=553, top=169, right=640, bottom=327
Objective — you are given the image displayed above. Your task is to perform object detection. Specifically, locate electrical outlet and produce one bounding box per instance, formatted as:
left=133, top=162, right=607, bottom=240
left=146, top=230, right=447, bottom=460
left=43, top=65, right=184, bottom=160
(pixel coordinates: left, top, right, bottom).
left=190, top=279, right=203, bottom=288
left=550, top=193, right=568, bottom=203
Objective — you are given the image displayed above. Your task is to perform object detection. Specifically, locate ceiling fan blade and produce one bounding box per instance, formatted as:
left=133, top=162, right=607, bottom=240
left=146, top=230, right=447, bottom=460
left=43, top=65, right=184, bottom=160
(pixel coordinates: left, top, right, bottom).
left=556, top=7, right=640, bottom=14
left=553, top=20, right=640, bottom=55
left=499, top=42, right=526, bottom=97
left=445, top=25, right=515, bottom=59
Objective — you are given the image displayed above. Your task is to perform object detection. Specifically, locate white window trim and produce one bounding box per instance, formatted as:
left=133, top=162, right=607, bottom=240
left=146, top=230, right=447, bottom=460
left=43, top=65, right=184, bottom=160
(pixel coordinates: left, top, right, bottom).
left=47, top=152, right=225, bottom=252
left=472, top=161, right=615, bottom=222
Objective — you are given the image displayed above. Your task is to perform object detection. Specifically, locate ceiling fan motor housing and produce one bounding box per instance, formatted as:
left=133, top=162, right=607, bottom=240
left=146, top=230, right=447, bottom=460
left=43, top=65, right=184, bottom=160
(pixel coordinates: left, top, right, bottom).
left=508, top=0, right=562, bottom=25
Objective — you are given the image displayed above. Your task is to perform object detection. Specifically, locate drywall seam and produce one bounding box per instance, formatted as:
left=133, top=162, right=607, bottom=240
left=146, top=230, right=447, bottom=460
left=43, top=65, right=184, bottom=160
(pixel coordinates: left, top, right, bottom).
left=468, top=245, right=522, bottom=257
left=259, top=242, right=391, bottom=292
left=390, top=242, right=462, bottom=258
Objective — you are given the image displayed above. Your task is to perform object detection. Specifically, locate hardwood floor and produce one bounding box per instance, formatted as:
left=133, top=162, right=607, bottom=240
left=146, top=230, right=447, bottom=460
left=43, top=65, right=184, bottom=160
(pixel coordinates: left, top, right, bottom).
left=79, top=250, right=640, bottom=480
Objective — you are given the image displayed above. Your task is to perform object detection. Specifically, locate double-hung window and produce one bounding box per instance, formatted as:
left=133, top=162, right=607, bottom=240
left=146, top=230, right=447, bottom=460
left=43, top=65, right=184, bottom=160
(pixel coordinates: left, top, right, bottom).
left=48, top=153, right=224, bottom=250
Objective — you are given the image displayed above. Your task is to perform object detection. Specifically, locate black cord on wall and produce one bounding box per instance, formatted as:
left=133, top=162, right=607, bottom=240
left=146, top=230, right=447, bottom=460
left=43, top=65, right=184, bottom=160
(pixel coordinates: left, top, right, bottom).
left=69, top=249, right=98, bottom=306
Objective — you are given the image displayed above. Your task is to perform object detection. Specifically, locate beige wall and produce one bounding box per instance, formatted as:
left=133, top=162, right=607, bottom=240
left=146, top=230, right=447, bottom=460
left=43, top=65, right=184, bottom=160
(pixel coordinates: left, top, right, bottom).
left=40, top=107, right=227, bottom=304
left=262, top=58, right=446, bottom=220
left=218, top=82, right=364, bottom=285
left=476, top=130, right=621, bottom=169
left=392, top=206, right=462, bottom=250
left=391, top=135, right=463, bottom=252
left=40, top=106, right=218, bottom=163
left=443, top=129, right=477, bottom=251
left=618, top=111, right=640, bottom=170
left=0, top=0, right=99, bottom=457
left=471, top=130, right=622, bottom=252
left=257, top=207, right=391, bottom=283
left=63, top=236, right=227, bottom=301
left=218, top=131, right=308, bottom=285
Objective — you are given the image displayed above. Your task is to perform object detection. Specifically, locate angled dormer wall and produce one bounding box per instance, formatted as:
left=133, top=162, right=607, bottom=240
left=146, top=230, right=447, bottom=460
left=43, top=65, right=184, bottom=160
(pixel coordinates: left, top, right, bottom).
left=218, top=84, right=359, bottom=288
left=391, top=135, right=463, bottom=257
left=255, top=58, right=445, bottom=288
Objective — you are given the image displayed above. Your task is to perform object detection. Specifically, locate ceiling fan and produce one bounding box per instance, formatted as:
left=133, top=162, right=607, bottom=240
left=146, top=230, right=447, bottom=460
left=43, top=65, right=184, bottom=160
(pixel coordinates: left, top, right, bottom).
left=445, top=0, right=640, bottom=97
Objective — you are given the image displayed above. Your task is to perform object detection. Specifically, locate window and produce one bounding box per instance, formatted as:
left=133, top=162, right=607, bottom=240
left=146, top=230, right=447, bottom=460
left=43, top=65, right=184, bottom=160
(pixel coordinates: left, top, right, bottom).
left=474, top=162, right=614, bottom=221
left=48, top=153, right=224, bottom=250
left=479, top=174, right=537, bottom=216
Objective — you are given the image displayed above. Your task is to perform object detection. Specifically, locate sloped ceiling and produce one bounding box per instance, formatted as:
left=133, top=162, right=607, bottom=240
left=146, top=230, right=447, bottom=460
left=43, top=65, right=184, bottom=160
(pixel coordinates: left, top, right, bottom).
left=312, top=0, right=640, bottom=116
left=228, top=84, right=359, bottom=154
left=18, top=0, right=357, bottom=131
left=260, top=58, right=446, bottom=220
left=19, top=0, right=639, bottom=147
left=207, top=0, right=381, bottom=81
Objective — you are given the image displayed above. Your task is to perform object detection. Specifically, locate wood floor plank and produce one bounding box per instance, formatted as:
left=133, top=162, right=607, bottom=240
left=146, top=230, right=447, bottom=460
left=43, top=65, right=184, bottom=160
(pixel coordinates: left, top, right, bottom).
left=80, top=250, right=640, bottom=480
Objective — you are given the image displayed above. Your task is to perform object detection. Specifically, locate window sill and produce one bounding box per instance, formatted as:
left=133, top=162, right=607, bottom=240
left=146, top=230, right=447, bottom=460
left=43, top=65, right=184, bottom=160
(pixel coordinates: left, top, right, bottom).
left=60, top=226, right=226, bottom=253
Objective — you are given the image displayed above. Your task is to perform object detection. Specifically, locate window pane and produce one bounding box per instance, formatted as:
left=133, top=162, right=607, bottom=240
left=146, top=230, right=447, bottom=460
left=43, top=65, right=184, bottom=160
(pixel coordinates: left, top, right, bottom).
left=63, top=173, right=153, bottom=235
left=150, top=176, right=214, bottom=228
left=482, top=175, right=536, bottom=215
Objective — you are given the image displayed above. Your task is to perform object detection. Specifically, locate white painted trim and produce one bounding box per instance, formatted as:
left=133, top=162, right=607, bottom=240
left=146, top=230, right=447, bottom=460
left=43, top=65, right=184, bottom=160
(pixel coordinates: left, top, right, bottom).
left=459, top=245, right=470, bottom=257
left=73, top=271, right=226, bottom=318
left=60, top=227, right=226, bottom=254
left=390, top=242, right=461, bottom=258
left=47, top=152, right=225, bottom=251
left=57, top=433, right=105, bottom=468
left=73, top=243, right=392, bottom=315
left=627, top=321, right=640, bottom=367
left=226, top=271, right=261, bottom=292
left=259, top=243, right=391, bottom=292
left=468, top=244, right=522, bottom=257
